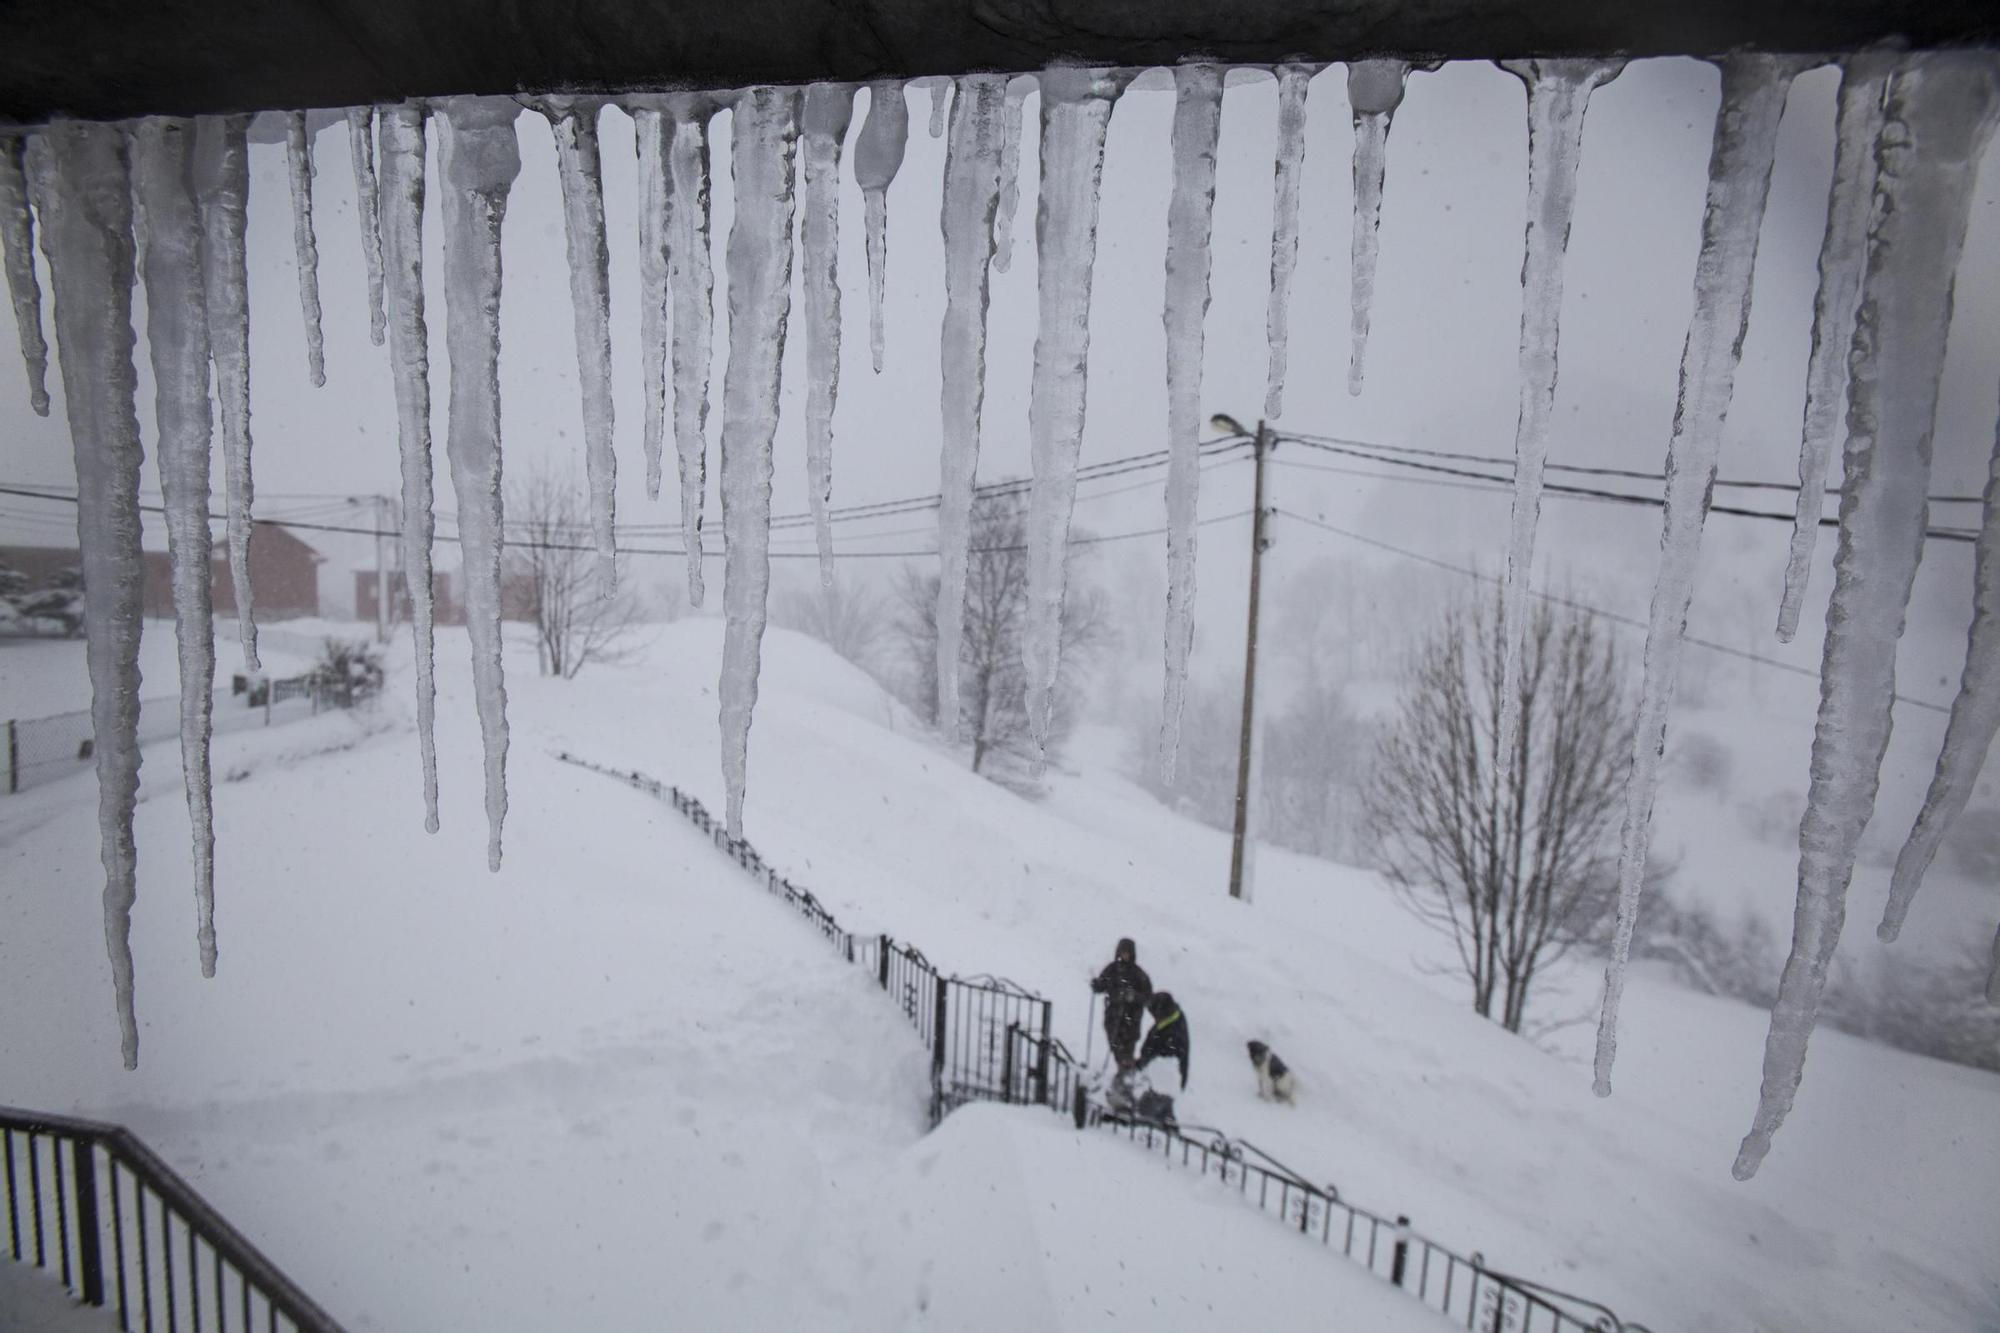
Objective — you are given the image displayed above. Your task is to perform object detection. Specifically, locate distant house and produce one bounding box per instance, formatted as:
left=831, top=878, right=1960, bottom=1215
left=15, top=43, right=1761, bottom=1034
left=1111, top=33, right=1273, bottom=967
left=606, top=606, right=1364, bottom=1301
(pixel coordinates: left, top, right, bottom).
left=352, top=568, right=533, bottom=626
left=355, top=568, right=460, bottom=626
left=3, top=523, right=323, bottom=621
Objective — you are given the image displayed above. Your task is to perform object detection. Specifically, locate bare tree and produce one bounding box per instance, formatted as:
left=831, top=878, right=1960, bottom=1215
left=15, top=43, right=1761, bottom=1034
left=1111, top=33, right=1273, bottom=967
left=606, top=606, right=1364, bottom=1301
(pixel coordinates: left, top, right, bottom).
left=1365, top=593, right=1635, bottom=1033
left=1136, top=676, right=1376, bottom=864
left=771, top=570, right=891, bottom=677
left=506, top=466, right=644, bottom=679
left=895, top=487, right=1114, bottom=781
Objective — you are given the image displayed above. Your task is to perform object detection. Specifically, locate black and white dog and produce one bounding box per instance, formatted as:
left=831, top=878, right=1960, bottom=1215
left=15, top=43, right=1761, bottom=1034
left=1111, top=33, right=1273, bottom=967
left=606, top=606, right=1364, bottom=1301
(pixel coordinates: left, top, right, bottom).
left=1246, top=1040, right=1296, bottom=1104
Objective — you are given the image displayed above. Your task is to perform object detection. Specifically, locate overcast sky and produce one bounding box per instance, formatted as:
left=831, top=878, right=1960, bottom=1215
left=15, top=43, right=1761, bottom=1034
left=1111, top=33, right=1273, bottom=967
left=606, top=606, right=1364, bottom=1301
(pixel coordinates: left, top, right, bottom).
left=4, top=59, right=1998, bottom=713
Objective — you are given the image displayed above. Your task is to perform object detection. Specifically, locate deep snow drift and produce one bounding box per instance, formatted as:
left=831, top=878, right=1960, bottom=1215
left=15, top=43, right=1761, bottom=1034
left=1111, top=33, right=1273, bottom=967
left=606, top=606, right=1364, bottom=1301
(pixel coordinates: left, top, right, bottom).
left=5, top=620, right=1988, bottom=1329
left=1, top=622, right=1459, bottom=1332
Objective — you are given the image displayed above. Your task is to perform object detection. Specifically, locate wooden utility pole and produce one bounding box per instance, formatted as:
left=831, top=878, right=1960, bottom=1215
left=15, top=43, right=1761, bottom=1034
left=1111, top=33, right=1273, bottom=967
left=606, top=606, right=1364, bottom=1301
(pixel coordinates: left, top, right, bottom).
left=374, top=494, right=391, bottom=643
left=1228, top=419, right=1273, bottom=901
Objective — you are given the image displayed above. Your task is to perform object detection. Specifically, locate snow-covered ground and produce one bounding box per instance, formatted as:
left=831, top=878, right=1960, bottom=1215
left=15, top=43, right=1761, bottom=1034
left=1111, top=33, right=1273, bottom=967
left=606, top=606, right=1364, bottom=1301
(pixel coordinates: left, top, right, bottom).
left=1, top=619, right=1454, bottom=1332
left=2, top=618, right=1994, bottom=1330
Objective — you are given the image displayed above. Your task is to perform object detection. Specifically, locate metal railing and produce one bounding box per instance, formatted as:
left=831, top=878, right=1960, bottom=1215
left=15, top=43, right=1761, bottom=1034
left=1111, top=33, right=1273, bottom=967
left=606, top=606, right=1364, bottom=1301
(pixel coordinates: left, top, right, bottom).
left=0, top=1106, right=343, bottom=1333
left=554, top=751, right=1651, bottom=1333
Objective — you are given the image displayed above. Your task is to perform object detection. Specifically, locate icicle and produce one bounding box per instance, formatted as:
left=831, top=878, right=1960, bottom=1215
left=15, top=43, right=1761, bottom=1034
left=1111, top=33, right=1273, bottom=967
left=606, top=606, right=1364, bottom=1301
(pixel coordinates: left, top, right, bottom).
left=1345, top=59, right=1410, bottom=397
left=1737, top=56, right=2000, bottom=1179
left=668, top=96, right=719, bottom=605
left=717, top=87, right=802, bottom=839
left=1263, top=63, right=1319, bottom=420
left=438, top=97, right=520, bottom=872
left=1778, top=58, right=1893, bottom=642
left=1882, top=402, right=2000, bottom=942
left=0, top=133, right=50, bottom=415
left=378, top=104, right=441, bottom=834
left=1024, top=68, right=1127, bottom=761
left=993, top=78, right=1029, bottom=274
left=630, top=99, right=672, bottom=505
left=1593, top=54, right=1805, bottom=1099
left=35, top=121, right=146, bottom=1067
left=133, top=119, right=219, bottom=977
left=1490, top=60, right=1623, bottom=784
left=1989, top=924, right=2000, bottom=1006
left=1158, top=64, right=1224, bottom=780
left=346, top=108, right=387, bottom=347
left=194, top=114, right=260, bottom=671
left=802, top=83, right=857, bottom=592
left=929, top=79, right=950, bottom=138
left=285, top=112, right=326, bottom=387
left=540, top=97, right=619, bottom=589
left=854, top=81, right=909, bottom=374
left=935, top=74, right=1010, bottom=739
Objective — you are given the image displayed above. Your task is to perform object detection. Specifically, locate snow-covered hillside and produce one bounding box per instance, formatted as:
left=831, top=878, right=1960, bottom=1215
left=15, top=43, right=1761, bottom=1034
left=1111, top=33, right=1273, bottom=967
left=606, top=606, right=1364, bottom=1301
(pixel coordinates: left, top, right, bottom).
left=3, top=618, right=1995, bottom=1331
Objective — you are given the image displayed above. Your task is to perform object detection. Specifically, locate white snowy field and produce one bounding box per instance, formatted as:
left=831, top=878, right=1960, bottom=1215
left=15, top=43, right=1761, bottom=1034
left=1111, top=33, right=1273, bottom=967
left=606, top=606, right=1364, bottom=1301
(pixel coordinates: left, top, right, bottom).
left=0, top=620, right=1452, bottom=1332
left=512, top=619, right=1998, bottom=1333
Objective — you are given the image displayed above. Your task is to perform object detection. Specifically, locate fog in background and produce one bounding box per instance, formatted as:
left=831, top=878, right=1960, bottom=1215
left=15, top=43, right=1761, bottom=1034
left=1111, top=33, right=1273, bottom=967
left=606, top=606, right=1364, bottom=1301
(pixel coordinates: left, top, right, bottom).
left=4, top=58, right=1999, bottom=810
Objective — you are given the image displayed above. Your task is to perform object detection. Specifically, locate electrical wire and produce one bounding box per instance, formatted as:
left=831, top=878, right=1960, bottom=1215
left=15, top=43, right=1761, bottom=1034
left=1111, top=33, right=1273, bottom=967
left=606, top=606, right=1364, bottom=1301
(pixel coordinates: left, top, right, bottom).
left=1278, top=435, right=1978, bottom=544
left=0, top=482, right=1250, bottom=562
left=1274, top=506, right=1951, bottom=715
left=1276, top=427, right=1985, bottom=505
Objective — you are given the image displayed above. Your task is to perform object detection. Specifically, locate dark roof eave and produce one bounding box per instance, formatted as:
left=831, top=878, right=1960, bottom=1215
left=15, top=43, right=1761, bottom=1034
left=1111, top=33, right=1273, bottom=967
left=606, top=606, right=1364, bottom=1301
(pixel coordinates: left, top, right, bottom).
left=2, top=0, right=1995, bottom=124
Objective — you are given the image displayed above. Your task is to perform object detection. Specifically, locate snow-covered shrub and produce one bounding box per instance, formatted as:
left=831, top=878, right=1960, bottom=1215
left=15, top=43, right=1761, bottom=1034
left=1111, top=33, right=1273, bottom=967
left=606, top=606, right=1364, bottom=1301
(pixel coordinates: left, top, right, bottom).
left=311, top=637, right=386, bottom=707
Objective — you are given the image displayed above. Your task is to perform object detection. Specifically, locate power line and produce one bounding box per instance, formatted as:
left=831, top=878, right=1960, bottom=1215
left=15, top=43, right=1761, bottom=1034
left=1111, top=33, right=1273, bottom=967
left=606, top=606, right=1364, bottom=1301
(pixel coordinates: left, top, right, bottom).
left=1277, top=428, right=1986, bottom=505
left=1274, top=506, right=1951, bottom=715
left=0, top=482, right=1250, bottom=562
left=1278, top=435, right=1979, bottom=544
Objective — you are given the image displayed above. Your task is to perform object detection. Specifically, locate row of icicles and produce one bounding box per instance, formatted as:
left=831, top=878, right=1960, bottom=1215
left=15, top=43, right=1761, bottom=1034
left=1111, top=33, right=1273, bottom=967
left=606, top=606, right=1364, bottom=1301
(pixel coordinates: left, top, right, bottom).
left=2, top=53, right=1996, bottom=1178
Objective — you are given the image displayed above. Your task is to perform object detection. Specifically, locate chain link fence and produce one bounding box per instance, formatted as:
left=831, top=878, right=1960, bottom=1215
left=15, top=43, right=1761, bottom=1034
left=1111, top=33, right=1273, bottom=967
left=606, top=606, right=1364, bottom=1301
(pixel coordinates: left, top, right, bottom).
left=3, top=677, right=342, bottom=796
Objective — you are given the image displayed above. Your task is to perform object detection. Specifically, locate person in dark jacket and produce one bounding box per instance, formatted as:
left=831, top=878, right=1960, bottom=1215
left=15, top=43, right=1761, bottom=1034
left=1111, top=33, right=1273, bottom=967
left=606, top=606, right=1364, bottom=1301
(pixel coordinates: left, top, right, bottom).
left=1137, top=991, right=1191, bottom=1090
left=1090, top=938, right=1152, bottom=1069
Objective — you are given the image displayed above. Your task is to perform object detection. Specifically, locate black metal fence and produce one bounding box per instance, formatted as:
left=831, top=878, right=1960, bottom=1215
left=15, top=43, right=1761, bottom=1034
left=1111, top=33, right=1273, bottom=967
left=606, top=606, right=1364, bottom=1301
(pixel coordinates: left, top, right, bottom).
left=0, top=1106, right=343, bottom=1333
left=554, top=751, right=1651, bottom=1333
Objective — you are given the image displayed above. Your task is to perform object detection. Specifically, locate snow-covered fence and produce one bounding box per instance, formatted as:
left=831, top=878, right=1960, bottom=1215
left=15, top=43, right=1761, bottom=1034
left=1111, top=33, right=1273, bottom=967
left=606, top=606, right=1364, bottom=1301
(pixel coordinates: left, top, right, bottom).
left=1072, top=1102, right=1652, bottom=1333
left=555, top=750, right=1651, bottom=1333
left=3, top=676, right=344, bottom=796
left=0, top=1105, right=345, bottom=1332
left=553, top=751, right=1060, bottom=1121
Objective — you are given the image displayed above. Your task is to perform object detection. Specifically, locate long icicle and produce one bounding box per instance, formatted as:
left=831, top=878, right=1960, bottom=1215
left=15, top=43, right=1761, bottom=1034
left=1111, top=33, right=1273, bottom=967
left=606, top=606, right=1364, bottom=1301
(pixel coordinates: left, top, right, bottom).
left=1345, top=59, right=1411, bottom=397
left=929, top=79, right=950, bottom=138
left=855, top=81, right=909, bottom=374
left=667, top=95, right=719, bottom=604
left=802, top=83, right=857, bottom=592
left=1882, top=394, right=2000, bottom=943
left=935, top=74, right=1009, bottom=740
left=1593, top=54, right=1804, bottom=1098
left=993, top=78, right=1029, bottom=274
left=194, top=114, right=260, bottom=671
left=1777, top=57, right=1893, bottom=642
left=1158, top=64, right=1224, bottom=781
left=1490, top=60, right=1623, bottom=786
left=0, top=133, right=50, bottom=415
left=1024, top=67, right=1126, bottom=763
left=438, top=96, right=520, bottom=871
left=285, top=112, right=326, bottom=387
left=630, top=99, right=673, bottom=504
left=133, top=118, right=220, bottom=977
left=35, top=121, right=147, bottom=1067
left=542, top=97, right=619, bottom=589
left=1738, top=55, right=2000, bottom=1178
left=346, top=108, right=387, bottom=347
left=1263, top=63, right=1319, bottom=420
left=378, top=103, right=441, bottom=833
left=717, top=86, right=802, bottom=840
